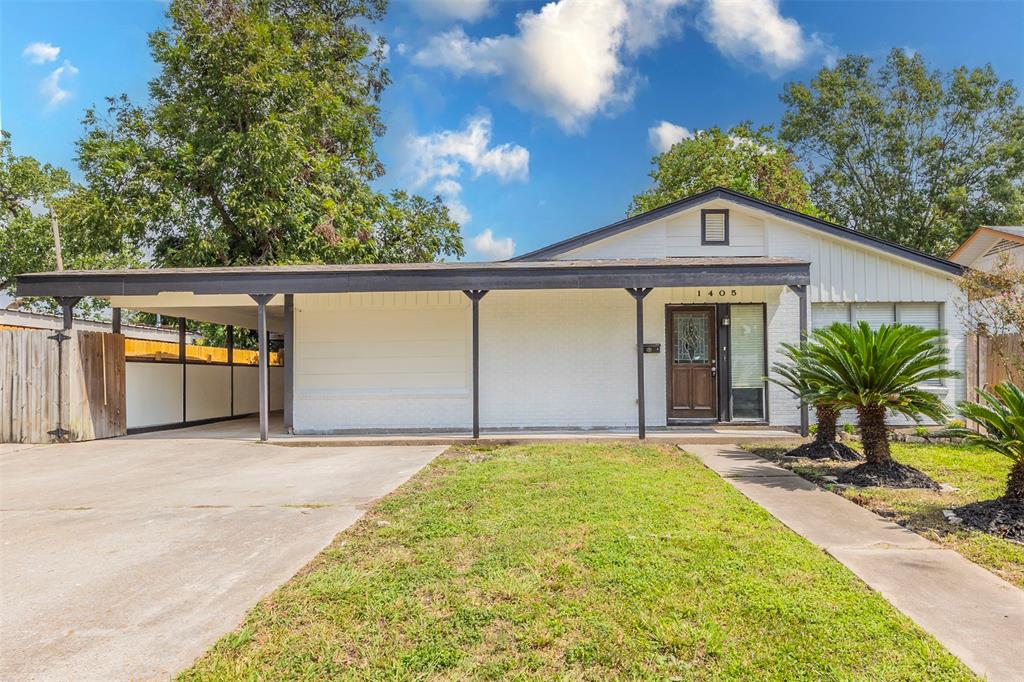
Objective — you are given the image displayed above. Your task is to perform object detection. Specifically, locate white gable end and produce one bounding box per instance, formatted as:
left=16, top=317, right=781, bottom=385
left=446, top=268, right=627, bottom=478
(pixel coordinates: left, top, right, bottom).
left=555, top=198, right=956, bottom=303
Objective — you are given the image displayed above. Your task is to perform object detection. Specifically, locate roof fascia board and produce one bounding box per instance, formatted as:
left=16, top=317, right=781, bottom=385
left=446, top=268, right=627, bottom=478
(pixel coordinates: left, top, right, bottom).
left=514, top=187, right=963, bottom=276
left=17, top=262, right=810, bottom=298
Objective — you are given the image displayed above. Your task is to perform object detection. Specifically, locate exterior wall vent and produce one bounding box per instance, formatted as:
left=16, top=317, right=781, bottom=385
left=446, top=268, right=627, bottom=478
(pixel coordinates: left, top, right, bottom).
left=701, top=209, right=729, bottom=245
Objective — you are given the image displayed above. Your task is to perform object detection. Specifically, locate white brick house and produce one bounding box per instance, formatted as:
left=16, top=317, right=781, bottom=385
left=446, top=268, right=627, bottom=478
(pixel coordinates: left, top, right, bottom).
left=16, top=187, right=966, bottom=438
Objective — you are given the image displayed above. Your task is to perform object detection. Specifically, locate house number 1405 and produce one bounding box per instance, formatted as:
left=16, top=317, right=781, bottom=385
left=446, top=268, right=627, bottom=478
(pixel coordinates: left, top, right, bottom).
left=697, top=289, right=738, bottom=297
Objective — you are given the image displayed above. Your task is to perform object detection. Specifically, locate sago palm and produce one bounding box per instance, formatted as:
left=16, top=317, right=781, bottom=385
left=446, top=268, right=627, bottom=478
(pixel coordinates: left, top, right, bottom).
left=771, top=336, right=860, bottom=460
left=802, top=322, right=957, bottom=486
left=953, top=382, right=1024, bottom=502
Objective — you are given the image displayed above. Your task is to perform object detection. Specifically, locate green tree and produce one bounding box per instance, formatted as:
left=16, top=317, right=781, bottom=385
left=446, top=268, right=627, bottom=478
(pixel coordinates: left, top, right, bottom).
left=77, top=0, right=463, bottom=268
left=953, top=382, right=1024, bottom=502
left=771, top=337, right=860, bottom=461
left=0, top=131, right=141, bottom=314
left=781, top=49, right=1024, bottom=256
left=628, top=123, right=823, bottom=217
left=803, top=322, right=957, bottom=488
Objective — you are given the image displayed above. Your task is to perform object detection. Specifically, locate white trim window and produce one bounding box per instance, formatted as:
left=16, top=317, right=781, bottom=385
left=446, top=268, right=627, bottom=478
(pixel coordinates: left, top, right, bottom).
left=811, top=302, right=945, bottom=387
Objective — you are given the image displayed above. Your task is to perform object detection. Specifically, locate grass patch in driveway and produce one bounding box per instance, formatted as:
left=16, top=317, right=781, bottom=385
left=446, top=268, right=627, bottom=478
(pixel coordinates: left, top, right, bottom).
left=181, top=443, right=972, bottom=680
left=746, top=441, right=1024, bottom=590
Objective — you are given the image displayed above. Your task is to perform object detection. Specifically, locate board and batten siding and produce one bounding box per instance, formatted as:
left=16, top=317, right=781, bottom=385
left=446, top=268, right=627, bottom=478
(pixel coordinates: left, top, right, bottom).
left=559, top=199, right=956, bottom=303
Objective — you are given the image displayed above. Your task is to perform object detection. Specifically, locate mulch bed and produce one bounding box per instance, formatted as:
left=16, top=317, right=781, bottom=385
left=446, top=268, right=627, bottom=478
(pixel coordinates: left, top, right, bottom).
left=784, top=440, right=862, bottom=461
left=954, top=499, right=1024, bottom=544
left=837, top=461, right=940, bottom=490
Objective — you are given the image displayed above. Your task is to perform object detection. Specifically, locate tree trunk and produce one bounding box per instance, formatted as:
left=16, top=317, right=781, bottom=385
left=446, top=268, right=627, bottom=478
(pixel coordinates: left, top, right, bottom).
left=1006, top=460, right=1024, bottom=502
left=857, top=405, right=891, bottom=465
left=815, top=404, right=838, bottom=445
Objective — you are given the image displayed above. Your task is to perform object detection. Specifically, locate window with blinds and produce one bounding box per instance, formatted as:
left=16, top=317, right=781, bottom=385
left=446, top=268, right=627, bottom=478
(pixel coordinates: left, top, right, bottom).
left=852, top=303, right=896, bottom=329
left=730, top=304, right=765, bottom=420
left=811, top=303, right=850, bottom=330
left=701, top=209, right=729, bottom=244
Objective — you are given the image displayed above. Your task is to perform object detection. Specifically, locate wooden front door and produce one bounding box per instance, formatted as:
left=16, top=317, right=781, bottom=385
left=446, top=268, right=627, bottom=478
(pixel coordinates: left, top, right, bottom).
left=667, top=306, right=718, bottom=420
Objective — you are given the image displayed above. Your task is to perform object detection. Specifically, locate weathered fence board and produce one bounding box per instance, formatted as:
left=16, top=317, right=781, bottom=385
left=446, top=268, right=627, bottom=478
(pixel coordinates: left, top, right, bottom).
left=966, top=333, right=1022, bottom=403
left=0, top=329, right=127, bottom=443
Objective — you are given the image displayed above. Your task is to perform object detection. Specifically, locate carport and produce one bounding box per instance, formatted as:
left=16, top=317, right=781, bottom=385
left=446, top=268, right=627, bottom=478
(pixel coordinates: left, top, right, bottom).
left=15, top=257, right=811, bottom=441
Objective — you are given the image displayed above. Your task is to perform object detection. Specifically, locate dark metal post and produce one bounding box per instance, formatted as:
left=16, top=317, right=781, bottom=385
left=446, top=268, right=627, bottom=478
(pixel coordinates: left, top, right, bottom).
left=112, top=308, right=122, bottom=335
left=54, top=296, right=80, bottom=330
left=283, top=294, right=294, bottom=433
left=626, top=288, right=653, bottom=439
left=791, top=284, right=810, bottom=437
left=179, top=317, right=187, bottom=423
left=250, top=295, right=274, bottom=441
left=462, top=290, right=488, bottom=439
left=227, top=325, right=235, bottom=416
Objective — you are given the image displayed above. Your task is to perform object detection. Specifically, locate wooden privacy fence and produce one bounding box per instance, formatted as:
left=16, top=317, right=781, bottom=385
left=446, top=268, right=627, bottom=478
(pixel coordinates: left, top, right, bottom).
left=965, top=333, right=1022, bottom=402
left=0, top=329, right=126, bottom=443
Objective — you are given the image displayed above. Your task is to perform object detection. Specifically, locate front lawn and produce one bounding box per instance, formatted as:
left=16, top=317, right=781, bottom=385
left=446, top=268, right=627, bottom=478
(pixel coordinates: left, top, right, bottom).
left=746, top=441, right=1024, bottom=589
left=182, top=443, right=972, bottom=680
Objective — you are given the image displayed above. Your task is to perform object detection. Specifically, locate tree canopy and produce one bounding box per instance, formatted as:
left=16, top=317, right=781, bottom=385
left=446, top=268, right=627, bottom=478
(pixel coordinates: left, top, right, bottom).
left=628, top=123, right=822, bottom=217
left=781, top=49, right=1024, bottom=256
left=76, top=0, right=463, bottom=268
left=0, top=132, right=141, bottom=310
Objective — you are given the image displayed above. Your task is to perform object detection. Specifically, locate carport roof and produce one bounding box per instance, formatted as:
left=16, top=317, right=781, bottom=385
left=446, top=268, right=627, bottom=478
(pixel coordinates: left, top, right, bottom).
left=16, top=257, right=810, bottom=297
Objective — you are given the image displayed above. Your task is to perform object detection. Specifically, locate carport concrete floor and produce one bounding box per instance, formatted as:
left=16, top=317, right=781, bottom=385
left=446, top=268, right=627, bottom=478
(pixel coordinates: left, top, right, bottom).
left=0, top=434, right=445, bottom=681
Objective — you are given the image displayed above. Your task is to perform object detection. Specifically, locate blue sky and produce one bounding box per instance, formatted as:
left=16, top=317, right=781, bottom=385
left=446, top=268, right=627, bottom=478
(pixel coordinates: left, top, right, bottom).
left=3, top=0, right=1023, bottom=261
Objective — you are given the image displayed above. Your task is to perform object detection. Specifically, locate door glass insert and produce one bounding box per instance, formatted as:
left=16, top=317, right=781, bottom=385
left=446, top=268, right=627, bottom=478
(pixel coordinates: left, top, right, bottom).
left=673, top=313, right=708, bottom=363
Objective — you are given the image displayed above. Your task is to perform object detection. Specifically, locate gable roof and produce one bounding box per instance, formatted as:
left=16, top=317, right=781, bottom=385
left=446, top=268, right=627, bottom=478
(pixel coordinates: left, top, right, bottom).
left=512, top=186, right=963, bottom=275
left=950, top=225, right=1024, bottom=266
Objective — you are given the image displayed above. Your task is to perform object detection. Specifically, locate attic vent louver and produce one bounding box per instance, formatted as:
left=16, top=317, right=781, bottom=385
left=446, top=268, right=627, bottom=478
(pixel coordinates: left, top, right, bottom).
left=701, top=209, right=729, bottom=245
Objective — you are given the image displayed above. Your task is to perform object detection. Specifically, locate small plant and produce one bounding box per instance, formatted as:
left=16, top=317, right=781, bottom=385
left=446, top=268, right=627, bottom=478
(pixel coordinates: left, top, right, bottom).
left=947, top=418, right=966, bottom=430
left=952, top=382, right=1024, bottom=501
left=808, top=423, right=819, bottom=435
left=915, top=426, right=929, bottom=438
left=842, top=423, right=856, bottom=435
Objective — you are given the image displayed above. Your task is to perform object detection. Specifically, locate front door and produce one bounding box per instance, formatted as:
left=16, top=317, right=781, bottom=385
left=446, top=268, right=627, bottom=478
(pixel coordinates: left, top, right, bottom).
left=667, top=306, right=718, bottom=420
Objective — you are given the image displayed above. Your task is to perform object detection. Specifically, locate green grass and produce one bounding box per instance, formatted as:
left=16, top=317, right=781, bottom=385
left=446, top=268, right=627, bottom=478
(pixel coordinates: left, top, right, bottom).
left=746, top=441, right=1024, bottom=589
left=181, top=443, right=973, bottom=681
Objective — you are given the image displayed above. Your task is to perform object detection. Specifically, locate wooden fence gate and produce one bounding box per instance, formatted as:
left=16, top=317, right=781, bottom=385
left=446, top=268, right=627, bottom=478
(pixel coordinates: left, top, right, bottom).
left=0, top=329, right=127, bottom=443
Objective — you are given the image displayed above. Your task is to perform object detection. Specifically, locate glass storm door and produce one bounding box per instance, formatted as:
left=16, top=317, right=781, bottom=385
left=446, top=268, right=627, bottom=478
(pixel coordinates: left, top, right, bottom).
left=668, top=307, right=718, bottom=420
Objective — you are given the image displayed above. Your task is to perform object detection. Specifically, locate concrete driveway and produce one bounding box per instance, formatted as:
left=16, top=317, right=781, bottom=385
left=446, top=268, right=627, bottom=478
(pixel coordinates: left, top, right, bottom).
left=0, top=433, right=445, bottom=681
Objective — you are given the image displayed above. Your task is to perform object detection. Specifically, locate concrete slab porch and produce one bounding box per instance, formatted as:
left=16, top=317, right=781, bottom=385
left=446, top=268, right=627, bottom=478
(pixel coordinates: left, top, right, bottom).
left=687, top=444, right=1024, bottom=682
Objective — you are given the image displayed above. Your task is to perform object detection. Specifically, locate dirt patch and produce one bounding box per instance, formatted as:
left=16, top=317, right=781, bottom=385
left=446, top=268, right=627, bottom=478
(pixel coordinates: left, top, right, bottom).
left=783, top=440, right=862, bottom=461
left=954, top=499, right=1024, bottom=544
left=837, top=461, right=939, bottom=490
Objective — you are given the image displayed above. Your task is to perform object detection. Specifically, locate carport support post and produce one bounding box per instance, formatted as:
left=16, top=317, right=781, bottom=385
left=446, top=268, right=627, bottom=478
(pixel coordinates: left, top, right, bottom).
left=626, top=288, right=653, bottom=439
left=250, top=295, right=274, bottom=442
left=462, top=290, right=488, bottom=439
left=283, top=294, right=294, bottom=433
left=790, top=284, right=810, bottom=437
left=111, top=308, right=121, bottom=335
left=54, top=296, right=80, bottom=330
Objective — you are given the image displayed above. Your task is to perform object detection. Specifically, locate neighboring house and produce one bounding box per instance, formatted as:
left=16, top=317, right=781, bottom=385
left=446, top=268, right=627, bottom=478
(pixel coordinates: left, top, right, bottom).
left=0, top=308, right=195, bottom=343
left=15, top=187, right=966, bottom=438
left=950, top=225, right=1024, bottom=272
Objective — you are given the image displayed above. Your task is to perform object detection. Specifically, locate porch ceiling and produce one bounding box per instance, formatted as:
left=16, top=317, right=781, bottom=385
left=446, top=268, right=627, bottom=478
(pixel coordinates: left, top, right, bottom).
left=16, top=257, right=810, bottom=298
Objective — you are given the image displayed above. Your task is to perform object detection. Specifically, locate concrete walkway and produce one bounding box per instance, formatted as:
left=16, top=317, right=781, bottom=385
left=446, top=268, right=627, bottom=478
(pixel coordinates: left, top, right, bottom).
left=688, top=445, right=1024, bottom=682
left=1, top=437, right=446, bottom=681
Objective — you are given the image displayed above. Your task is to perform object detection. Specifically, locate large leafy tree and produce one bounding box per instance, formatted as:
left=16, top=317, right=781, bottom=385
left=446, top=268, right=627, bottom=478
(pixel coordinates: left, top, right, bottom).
left=77, top=0, right=462, bottom=268
left=781, top=49, right=1024, bottom=256
left=0, top=132, right=141, bottom=312
left=628, top=123, right=823, bottom=217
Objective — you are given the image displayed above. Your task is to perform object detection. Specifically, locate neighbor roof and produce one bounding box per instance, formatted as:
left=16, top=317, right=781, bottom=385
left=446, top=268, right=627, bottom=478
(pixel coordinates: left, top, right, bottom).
left=16, top=257, right=810, bottom=298
left=512, top=186, right=963, bottom=275
left=949, top=226, right=1024, bottom=266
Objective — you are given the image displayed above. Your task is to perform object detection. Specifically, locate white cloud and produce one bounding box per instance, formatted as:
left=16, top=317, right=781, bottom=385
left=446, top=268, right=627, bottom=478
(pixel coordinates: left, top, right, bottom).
left=414, top=0, right=687, bottom=132
left=648, top=120, right=692, bottom=152
left=406, top=113, right=529, bottom=225
left=40, top=61, right=78, bottom=109
left=413, top=0, right=492, bottom=22
left=701, top=0, right=828, bottom=75
left=472, top=228, right=516, bottom=260
left=22, top=41, right=60, bottom=64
